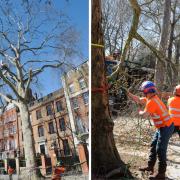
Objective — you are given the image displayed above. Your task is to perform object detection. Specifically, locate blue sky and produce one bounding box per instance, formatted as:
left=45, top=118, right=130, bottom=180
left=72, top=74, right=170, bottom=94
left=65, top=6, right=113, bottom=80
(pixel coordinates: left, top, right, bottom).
left=0, top=0, right=89, bottom=99
left=38, top=0, right=89, bottom=97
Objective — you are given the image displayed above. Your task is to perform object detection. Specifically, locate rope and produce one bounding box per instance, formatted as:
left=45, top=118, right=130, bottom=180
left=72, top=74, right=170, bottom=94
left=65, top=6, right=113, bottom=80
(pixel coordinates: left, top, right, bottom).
left=91, top=43, right=104, bottom=48
left=91, top=84, right=109, bottom=93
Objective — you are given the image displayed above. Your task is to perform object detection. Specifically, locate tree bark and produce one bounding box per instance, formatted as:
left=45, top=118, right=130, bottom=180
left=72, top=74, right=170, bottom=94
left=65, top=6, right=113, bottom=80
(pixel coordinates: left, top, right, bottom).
left=19, top=102, right=38, bottom=180
left=174, top=39, right=180, bottom=84
left=92, top=0, right=132, bottom=178
left=154, top=0, right=171, bottom=90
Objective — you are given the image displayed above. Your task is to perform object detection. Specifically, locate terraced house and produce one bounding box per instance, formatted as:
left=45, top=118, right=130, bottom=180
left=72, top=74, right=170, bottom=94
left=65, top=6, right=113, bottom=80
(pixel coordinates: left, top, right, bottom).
left=62, top=61, right=89, bottom=146
left=0, top=61, right=89, bottom=175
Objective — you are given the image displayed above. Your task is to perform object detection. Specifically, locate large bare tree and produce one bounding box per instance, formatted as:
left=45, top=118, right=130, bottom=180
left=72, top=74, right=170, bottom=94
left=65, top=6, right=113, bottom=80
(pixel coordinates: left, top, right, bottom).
left=102, top=0, right=132, bottom=55
left=154, top=0, right=171, bottom=90
left=92, top=0, right=132, bottom=178
left=0, top=1, right=79, bottom=179
left=109, top=0, right=180, bottom=89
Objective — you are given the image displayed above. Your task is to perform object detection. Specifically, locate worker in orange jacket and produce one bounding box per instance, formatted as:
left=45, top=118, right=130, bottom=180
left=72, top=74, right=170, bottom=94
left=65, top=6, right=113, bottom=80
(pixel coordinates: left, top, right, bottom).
left=8, top=165, right=14, bottom=180
left=167, top=85, right=180, bottom=137
left=157, top=85, right=180, bottom=137
left=128, top=81, right=174, bottom=180
left=52, top=161, right=65, bottom=180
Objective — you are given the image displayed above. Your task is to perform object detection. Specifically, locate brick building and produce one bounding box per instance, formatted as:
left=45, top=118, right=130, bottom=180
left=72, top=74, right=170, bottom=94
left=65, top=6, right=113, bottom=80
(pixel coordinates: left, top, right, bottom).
left=0, top=104, right=18, bottom=160
left=0, top=61, right=89, bottom=174
left=61, top=61, right=89, bottom=146
left=17, top=89, right=75, bottom=160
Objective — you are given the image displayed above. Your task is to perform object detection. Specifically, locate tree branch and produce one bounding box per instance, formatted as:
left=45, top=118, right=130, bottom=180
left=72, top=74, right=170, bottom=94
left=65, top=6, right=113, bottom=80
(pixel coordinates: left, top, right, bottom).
left=0, top=69, right=22, bottom=100
left=0, top=49, right=16, bottom=65
left=108, top=0, right=141, bottom=79
left=31, top=62, right=64, bottom=77
left=22, top=59, right=61, bottom=67
left=0, top=32, right=18, bottom=57
left=0, top=92, right=19, bottom=106
left=20, top=34, right=54, bottom=54
left=25, top=69, right=32, bottom=97
left=140, top=0, right=155, bottom=7
left=108, top=0, right=176, bottom=80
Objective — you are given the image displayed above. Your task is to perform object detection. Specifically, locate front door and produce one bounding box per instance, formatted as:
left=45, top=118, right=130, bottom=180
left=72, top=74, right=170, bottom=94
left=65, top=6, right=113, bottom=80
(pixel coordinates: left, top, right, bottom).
left=40, top=144, right=45, bottom=154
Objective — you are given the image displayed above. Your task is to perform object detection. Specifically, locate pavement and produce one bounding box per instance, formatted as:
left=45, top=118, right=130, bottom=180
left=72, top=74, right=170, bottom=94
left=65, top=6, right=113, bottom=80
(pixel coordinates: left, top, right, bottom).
left=0, top=174, right=88, bottom=180
left=0, top=175, right=21, bottom=180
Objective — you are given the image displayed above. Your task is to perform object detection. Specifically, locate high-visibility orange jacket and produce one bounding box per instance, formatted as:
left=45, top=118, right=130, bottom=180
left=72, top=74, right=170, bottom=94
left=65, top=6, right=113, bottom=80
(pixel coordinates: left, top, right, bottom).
left=168, top=96, right=180, bottom=126
left=52, top=166, right=65, bottom=180
left=8, top=167, right=14, bottom=175
left=54, top=166, right=65, bottom=175
left=142, top=95, right=172, bottom=128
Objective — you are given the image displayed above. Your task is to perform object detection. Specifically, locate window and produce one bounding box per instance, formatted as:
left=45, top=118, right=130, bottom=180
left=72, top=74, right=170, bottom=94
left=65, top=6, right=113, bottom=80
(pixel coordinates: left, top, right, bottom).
left=14, top=127, right=16, bottom=134
left=56, top=101, right=63, bottom=112
left=59, top=118, right=66, bottom=131
left=38, top=126, right=44, bottom=137
left=9, top=126, right=16, bottom=135
left=22, top=133, right=24, bottom=141
left=46, top=104, right=53, bottom=116
left=36, top=110, right=42, bottom=119
left=75, top=116, right=86, bottom=134
left=40, top=144, right=45, bottom=154
left=4, top=140, right=8, bottom=150
left=71, top=98, right=79, bottom=109
left=48, top=122, right=55, bottom=134
left=63, top=139, right=70, bottom=156
left=78, top=78, right=86, bottom=89
left=4, top=130, right=9, bottom=137
left=69, top=84, right=75, bottom=94
left=9, top=140, right=15, bottom=150
left=82, top=92, right=89, bottom=105
left=8, top=114, right=16, bottom=122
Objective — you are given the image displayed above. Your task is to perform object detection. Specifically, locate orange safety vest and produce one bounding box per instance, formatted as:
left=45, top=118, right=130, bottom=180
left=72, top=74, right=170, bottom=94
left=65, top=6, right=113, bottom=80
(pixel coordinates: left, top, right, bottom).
left=145, top=96, right=172, bottom=128
left=54, top=166, right=65, bottom=175
left=8, top=167, right=14, bottom=175
left=168, top=96, right=180, bottom=126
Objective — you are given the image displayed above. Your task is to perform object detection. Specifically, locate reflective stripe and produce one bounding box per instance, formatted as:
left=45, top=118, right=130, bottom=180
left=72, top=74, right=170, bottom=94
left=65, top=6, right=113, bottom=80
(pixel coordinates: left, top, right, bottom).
left=152, top=97, right=170, bottom=126
left=164, top=116, right=170, bottom=121
left=153, top=98, right=166, bottom=113
left=162, top=112, right=168, bottom=117
left=170, top=114, right=180, bottom=118
left=154, top=121, right=163, bottom=125
left=152, top=115, right=160, bottom=119
left=169, top=107, right=180, bottom=112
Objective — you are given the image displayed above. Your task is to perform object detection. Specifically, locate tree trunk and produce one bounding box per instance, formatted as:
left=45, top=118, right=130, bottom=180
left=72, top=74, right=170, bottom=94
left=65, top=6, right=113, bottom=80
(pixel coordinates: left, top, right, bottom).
left=91, top=0, right=132, bottom=178
left=19, top=102, right=38, bottom=180
left=154, top=0, right=171, bottom=90
left=166, top=13, right=175, bottom=87
left=173, top=39, right=180, bottom=84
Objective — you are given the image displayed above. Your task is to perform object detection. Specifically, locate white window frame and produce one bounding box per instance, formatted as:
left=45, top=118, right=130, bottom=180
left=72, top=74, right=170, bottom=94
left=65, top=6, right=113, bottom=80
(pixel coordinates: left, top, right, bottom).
left=75, top=116, right=86, bottom=134
left=79, top=78, right=86, bottom=89
left=39, top=142, right=47, bottom=155
left=82, top=92, right=89, bottom=105
left=72, top=98, right=79, bottom=109
left=38, top=125, right=44, bottom=137
left=69, top=83, right=75, bottom=94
